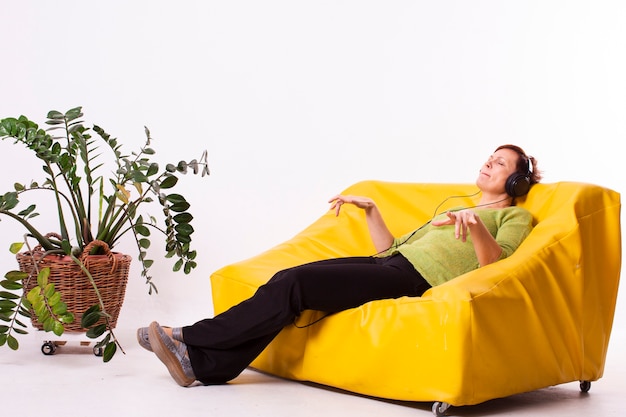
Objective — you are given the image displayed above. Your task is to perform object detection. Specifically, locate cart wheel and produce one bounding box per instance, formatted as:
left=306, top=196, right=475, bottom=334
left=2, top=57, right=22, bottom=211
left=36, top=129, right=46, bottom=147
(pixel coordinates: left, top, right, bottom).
left=580, top=380, right=591, bottom=393
left=432, top=401, right=451, bottom=416
left=93, top=346, right=104, bottom=357
left=41, top=341, right=57, bottom=355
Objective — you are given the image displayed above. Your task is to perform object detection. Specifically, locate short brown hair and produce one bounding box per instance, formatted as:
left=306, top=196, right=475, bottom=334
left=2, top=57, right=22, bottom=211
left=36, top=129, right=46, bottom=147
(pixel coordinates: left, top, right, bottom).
left=495, top=144, right=542, bottom=184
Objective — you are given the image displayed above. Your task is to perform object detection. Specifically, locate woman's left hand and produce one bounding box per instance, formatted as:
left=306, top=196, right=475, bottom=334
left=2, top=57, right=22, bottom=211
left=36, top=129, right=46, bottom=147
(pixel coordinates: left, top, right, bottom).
left=431, top=209, right=479, bottom=242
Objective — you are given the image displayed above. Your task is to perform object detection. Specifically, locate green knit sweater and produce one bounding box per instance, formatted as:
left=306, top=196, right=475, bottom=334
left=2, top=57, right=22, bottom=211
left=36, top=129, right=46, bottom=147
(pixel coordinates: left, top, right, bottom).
left=383, top=206, right=533, bottom=287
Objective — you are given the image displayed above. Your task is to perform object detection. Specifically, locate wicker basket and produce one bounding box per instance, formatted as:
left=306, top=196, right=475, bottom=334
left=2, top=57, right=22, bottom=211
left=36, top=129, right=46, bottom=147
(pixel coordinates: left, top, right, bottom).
left=17, top=239, right=132, bottom=333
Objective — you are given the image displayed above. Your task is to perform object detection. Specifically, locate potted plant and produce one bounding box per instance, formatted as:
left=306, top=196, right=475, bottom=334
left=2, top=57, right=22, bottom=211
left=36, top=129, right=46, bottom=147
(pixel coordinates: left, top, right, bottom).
left=0, top=106, right=209, bottom=361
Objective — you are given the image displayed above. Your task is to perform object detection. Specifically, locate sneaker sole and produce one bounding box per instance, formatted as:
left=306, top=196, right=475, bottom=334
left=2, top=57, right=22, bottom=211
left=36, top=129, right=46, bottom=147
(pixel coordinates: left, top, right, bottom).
left=149, top=321, right=195, bottom=387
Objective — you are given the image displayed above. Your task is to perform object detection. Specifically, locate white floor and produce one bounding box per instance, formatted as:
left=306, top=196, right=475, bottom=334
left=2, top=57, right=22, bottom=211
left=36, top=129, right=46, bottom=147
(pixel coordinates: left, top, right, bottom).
left=2, top=306, right=625, bottom=417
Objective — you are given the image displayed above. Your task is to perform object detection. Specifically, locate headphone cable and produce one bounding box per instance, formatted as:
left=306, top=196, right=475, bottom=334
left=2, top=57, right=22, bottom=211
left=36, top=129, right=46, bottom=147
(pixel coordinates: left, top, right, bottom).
left=373, top=191, right=510, bottom=256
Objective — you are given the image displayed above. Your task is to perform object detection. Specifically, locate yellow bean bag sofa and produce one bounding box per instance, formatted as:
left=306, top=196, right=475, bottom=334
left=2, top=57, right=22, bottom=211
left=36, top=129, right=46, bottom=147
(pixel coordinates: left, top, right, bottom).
left=210, top=181, right=621, bottom=412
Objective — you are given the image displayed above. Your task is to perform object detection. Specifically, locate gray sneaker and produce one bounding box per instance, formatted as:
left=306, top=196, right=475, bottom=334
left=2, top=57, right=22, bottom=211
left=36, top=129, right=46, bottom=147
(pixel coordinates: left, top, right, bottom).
left=137, top=325, right=175, bottom=352
left=148, top=321, right=196, bottom=387
left=136, top=327, right=153, bottom=351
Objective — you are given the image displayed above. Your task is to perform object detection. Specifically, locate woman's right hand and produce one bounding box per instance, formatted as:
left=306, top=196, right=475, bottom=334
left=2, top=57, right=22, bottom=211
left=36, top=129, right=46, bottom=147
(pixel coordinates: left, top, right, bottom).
left=329, top=194, right=394, bottom=252
left=328, top=195, right=375, bottom=216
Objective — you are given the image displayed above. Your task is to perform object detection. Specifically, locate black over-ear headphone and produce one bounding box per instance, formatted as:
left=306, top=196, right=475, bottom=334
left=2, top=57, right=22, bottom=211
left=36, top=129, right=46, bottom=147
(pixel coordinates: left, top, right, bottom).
left=505, top=155, right=532, bottom=198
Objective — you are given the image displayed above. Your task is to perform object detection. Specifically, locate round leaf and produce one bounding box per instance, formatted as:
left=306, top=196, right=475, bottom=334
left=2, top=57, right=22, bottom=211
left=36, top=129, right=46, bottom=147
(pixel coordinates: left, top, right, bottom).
left=160, top=175, right=178, bottom=189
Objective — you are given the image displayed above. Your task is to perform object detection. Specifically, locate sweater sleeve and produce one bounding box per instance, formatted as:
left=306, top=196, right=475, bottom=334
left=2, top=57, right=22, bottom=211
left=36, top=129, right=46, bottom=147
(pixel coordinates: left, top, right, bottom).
left=492, top=207, right=534, bottom=260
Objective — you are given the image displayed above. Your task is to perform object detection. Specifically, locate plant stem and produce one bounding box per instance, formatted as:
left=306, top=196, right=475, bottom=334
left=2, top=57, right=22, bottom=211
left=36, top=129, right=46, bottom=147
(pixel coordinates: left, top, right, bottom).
left=0, top=210, right=56, bottom=251
left=69, top=253, right=125, bottom=355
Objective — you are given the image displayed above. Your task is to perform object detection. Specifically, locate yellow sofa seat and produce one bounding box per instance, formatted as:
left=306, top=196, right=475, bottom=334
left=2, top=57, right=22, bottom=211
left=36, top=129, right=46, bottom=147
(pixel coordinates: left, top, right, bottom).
left=210, top=181, right=621, bottom=408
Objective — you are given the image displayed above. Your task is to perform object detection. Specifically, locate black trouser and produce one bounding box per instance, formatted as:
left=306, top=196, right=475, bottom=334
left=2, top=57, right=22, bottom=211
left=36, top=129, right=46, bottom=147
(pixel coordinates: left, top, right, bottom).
left=183, top=253, right=430, bottom=385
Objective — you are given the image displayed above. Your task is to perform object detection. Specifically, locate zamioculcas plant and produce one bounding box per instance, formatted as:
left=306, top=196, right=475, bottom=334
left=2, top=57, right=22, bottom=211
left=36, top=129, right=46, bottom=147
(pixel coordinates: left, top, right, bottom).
left=0, top=107, right=209, bottom=361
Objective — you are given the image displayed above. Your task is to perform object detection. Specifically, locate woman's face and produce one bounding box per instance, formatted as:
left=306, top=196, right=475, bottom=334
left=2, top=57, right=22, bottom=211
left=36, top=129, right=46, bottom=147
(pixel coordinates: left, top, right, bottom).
left=476, top=148, right=520, bottom=194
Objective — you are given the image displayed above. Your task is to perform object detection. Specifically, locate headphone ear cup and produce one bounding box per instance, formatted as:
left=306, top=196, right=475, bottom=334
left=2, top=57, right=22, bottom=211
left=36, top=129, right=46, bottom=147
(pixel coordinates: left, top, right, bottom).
left=506, top=172, right=531, bottom=197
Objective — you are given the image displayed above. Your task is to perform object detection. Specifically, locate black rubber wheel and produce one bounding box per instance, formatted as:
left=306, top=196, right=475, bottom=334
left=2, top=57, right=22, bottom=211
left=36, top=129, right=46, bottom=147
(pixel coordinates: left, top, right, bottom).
left=580, top=380, right=591, bottom=393
left=41, top=341, right=56, bottom=355
left=432, top=401, right=451, bottom=416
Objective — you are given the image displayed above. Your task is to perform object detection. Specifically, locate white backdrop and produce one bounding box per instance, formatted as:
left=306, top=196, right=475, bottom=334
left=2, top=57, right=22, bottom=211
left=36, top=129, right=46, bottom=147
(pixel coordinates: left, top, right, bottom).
left=1, top=1, right=624, bottom=333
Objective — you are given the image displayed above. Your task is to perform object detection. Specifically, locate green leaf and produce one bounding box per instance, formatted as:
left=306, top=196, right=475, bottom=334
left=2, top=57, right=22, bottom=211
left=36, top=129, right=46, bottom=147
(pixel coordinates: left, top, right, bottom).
left=7, top=335, right=19, bottom=350
left=184, top=261, right=195, bottom=274
left=81, top=311, right=102, bottom=328
left=46, top=110, right=65, bottom=119
left=0, top=291, right=20, bottom=300
left=34, top=301, right=47, bottom=318
left=83, top=304, right=101, bottom=316
left=86, top=324, right=107, bottom=339
left=44, top=283, right=56, bottom=298
left=146, top=163, right=159, bottom=176
left=4, top=270, right=28, bottom=281
left=175, top=223, right=194, bottom=236
left=0, top=300, right=17, bottom=309
left=130, top=170, right=149, bottom=183
left=103, top=342, right=117, bottom=362
left=94, top=333, right=111, bottom=349
left=176, top=161, right=188, bottom=173
left=13, top=317, right=27, bottom=328
left=65, top=106, right=83, bottom=121
left=169, top=202, right=191, bottom=213
left=60, top=312, right=75, bottom=324
left=1, top=192, right=19, bottom=210
left=52, top=321, right=64, bottom=336
left=173, top=212, right=193, bottom=223
left=165, top=193, right=186, bottom=204
left=0, top=281, right=22, bottom=290
left=48, top=291, right=61, bottom=306
left=17, top=204, right=36, bottom=217
left=43, top=317, right=55, bottom=332
left=27, top=287, right=41, bottom=304
left=37, top=268, right=50, bottom=288
left=134, top=224, right=150, bottom=236
left=9, top=242, right=25, bottom=254
left=175, top=234, right=191, bottom=244
left=160, top=175, right=178, bottom=189
left=173, top=259, right=183, bottom=272
left=52, top=301, right=67, bottom=315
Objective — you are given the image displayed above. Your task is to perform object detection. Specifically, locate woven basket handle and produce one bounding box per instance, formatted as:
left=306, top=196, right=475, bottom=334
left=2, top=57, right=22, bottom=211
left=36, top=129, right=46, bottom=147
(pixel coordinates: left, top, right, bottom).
left=81, top=240, right=118, bottom=274
left=31, top=232, right=63, bottom=252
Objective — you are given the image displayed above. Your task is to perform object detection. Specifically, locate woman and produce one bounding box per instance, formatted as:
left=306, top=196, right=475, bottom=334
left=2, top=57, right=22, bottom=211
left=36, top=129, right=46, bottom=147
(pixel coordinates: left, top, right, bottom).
left=139, top=144, right=541, bottom=387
